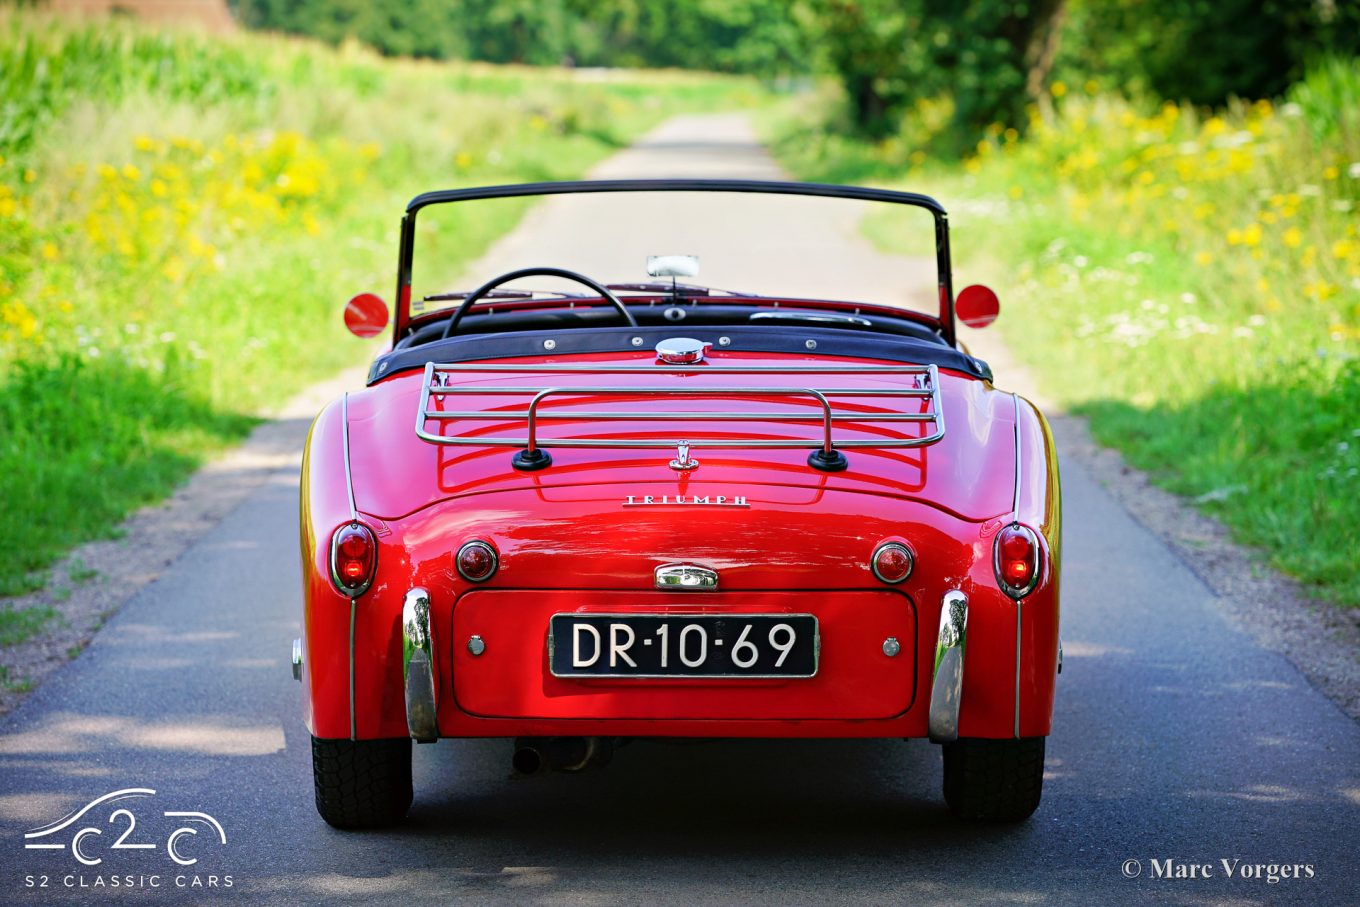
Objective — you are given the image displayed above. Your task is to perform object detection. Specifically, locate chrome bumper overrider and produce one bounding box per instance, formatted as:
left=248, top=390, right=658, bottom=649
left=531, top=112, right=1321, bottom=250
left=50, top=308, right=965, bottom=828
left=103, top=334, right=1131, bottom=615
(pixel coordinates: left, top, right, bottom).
left=928, top=590, right=968, bottom=743
left=402, top=588, right=438, bottom=743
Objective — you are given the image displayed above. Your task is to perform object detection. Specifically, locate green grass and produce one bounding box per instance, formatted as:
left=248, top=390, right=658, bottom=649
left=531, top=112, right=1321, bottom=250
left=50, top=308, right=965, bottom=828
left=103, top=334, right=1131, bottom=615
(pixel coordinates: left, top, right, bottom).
left=766, top=62, right=1360, bottom=606
left=0, top=11, right=764, bottom=598
left=0, top=604, right=58, bottom=647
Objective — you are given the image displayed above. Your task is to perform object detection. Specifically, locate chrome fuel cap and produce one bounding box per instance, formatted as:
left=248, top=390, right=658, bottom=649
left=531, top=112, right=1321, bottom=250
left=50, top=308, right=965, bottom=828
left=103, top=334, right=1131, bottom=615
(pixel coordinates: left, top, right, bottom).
left=656, top=337, right=711, bottom=364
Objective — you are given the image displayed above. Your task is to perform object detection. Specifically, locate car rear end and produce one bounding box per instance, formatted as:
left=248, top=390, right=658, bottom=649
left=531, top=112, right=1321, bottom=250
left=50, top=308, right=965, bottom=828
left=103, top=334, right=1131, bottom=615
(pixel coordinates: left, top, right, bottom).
left=297, top=346, right=1060, bottom=826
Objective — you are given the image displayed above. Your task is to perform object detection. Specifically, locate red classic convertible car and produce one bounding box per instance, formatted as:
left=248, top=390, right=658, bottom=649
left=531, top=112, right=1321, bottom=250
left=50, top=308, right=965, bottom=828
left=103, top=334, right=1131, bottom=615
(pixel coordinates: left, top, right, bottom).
left=292, top=180, right=1061, bottom=828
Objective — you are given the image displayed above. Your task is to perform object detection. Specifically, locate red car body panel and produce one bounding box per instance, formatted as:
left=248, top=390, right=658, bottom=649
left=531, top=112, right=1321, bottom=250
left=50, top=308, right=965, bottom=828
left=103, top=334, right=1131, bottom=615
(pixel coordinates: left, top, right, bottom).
left=298, top=350, right=1061, bottom=744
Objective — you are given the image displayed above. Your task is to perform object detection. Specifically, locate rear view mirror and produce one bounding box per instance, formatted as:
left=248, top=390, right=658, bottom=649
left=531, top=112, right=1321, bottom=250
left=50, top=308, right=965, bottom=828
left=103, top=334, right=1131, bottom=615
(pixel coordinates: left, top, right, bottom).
left=344, top=293, right=389, bottom=338
left=646, top=255, right=700, bottom=278
left=955, top=284, right=999, bottom=329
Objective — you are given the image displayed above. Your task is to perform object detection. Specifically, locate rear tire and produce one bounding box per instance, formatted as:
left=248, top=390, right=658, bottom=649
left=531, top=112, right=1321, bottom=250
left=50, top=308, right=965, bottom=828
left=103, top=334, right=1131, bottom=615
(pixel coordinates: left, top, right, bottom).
left=942, top=736, right=1045, bottom=821
left=311, top=736, right=413, bottom=829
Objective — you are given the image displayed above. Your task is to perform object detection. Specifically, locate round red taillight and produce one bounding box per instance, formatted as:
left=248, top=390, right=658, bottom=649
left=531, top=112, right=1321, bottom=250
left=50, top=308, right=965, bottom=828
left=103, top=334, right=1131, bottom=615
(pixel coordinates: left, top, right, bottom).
left=457, top=540, right=498, bottom=582
left=871, top=541, right=915, bottom=584
left=330, top=522, right=376, bottom=596
left=994, top=524, right=1041, bottom=598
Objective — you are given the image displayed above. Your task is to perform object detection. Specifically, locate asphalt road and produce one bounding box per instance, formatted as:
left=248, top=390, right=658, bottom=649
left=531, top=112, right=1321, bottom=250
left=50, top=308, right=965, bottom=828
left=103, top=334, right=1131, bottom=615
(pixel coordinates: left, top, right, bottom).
left=2, top=115, right=1358, bottom=906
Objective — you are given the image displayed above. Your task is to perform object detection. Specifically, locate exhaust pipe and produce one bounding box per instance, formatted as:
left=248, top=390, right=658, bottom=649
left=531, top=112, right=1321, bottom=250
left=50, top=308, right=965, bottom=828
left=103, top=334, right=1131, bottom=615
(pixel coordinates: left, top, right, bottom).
left=513, top=737, right=613, bottom=775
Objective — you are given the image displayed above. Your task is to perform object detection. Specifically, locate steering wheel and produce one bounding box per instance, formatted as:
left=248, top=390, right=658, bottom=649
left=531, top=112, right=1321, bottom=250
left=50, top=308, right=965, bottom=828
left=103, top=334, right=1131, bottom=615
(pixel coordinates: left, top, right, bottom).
left=440, top=266, right=639, bottom=339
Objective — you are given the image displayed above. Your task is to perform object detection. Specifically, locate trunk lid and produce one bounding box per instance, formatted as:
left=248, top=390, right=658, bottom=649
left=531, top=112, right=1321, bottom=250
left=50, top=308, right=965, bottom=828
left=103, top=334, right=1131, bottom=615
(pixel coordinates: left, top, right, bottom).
left=345, top=350, right=1016, bottom=524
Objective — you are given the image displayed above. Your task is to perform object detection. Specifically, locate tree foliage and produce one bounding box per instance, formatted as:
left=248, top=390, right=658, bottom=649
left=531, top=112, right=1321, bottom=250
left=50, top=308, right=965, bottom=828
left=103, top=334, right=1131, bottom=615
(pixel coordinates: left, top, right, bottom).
left=1057, top=0, right=1360, bottom=107
left=232, top=0, right=1360, bottom=152
left=232, top=0, right=809, bottom=74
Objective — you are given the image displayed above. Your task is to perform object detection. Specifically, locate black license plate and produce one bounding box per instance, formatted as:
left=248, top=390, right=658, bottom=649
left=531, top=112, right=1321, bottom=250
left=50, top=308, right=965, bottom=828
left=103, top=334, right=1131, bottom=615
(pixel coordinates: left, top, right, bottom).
left=549, top=613, right=818, bottom=678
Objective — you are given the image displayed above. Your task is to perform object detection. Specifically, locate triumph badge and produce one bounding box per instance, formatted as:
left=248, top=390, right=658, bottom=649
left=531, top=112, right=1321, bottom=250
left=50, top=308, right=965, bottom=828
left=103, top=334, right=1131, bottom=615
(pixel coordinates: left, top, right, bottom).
left=669, top=440, right=699, bottom=471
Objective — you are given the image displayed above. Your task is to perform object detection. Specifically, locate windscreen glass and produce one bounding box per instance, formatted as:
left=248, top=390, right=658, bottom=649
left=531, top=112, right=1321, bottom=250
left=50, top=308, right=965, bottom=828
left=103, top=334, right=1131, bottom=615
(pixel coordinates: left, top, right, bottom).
left=409, top=190, right=940, bottom=320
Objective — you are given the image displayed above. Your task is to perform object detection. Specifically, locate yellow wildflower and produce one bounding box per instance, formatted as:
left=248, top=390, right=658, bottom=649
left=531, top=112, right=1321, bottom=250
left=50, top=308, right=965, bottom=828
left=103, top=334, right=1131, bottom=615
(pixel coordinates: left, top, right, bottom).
left=1051, top=80, right=1067, bottom=98
left=1333, top=239, right=1355, bottom=260
left=1194, top=251, right=1213, bottom=266
left=41, top=242, right=59, bottom=261
left=1324, top=165, right=1340, bottom=180
left=1008, top=185, right=1024, bottom=200
left=121, top=163, right=142, bottom=182
left=1282, top=227, right=1303, bottom=248
left=1242, top=223, right=1262, bottom=247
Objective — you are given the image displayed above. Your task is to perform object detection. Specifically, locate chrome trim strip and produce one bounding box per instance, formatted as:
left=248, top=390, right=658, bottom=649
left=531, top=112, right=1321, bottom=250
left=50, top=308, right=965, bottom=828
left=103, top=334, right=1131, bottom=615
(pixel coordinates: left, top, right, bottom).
left=1015, top=602, right=1023, bottom=739
left=291, top=638, right=303, bottom=682
left=402, top=588, right=438, bottom=743
left=748, top=311, right=872, bottom=326
left=545, top=612, right=819, bottom=679
left=348, top=599, right=356, bottom=741
left=928, top=590, right=968, bottom=743
left=1010, top=394, right=1023, bottom=739
left=1011, top=393, right=1022, bottom=516
left=341, top=392, right=357, bottom=523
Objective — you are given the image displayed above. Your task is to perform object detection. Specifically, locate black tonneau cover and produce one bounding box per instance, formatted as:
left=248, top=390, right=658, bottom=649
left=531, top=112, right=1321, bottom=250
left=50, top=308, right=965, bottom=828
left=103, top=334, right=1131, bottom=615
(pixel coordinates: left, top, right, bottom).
left=368, top=325, right=992, bottom=385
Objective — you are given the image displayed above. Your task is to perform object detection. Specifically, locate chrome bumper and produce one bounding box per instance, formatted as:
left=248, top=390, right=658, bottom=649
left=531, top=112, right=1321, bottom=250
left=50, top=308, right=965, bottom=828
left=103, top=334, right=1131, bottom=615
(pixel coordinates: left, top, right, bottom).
left=402, top=588, right=439, bottom=743
left=928, top=590, right=968, bottom=743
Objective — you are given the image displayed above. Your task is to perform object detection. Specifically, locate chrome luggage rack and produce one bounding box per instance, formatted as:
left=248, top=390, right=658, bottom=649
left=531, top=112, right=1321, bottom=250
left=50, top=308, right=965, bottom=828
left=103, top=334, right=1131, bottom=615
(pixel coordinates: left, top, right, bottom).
left=414, top=361, right=945, bottom=472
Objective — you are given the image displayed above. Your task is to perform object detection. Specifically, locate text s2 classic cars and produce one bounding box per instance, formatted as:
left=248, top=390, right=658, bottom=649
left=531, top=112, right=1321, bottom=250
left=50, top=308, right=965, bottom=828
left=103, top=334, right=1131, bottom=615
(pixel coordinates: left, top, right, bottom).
left=293, top=180, right=1061, bottom=828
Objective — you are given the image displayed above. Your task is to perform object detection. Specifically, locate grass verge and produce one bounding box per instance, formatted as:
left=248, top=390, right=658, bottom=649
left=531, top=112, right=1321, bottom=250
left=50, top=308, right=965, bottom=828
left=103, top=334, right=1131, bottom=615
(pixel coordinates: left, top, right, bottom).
left=0, top=12, right=763, bottom=600
left=764, top=62, right=1360, bottom=605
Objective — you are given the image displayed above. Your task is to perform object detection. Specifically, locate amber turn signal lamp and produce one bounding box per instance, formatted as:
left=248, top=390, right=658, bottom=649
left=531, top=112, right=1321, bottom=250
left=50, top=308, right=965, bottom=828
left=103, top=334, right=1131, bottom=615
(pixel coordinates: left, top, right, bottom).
left=457, top=540, right=499, bottom=582
left=871, top=542, right=915, bottom=584
left=994, top=524, right=1040, bottom=599
left=330, top=522, right=377, bottom=597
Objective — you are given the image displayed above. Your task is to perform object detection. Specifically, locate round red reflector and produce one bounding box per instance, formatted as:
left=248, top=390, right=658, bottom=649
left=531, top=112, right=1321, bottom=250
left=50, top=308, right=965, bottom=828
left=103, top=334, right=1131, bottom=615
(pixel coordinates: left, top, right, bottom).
left=955, top=284, right=1000, bottom=329
left=994, top=524, right=1040, bottom=598
left=331, top=523, right=376, bottom=596
left=871, top=542, right=914, bottom=584
left=344, top=292, right=389, bottom=338
left=457, top=540, right=498, bottom=582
